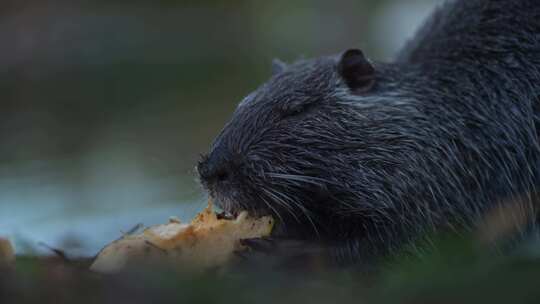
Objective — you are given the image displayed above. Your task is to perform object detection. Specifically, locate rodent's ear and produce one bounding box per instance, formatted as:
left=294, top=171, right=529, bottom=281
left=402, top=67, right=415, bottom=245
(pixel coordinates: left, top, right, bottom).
left=272, top=58, right=287, bottom=75
left=338, top=49, right=375, bottom=93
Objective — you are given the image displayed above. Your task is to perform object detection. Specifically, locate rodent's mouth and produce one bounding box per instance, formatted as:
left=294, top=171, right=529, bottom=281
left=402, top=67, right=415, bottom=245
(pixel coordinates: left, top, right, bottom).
left=216, top=208, right=288, bottom=238
left=211, top=194, right=316, bottom=240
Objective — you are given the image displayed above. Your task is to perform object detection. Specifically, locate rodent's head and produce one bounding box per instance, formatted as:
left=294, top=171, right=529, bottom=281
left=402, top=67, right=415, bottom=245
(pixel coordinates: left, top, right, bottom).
left=198, top=49, right=388, bottom=240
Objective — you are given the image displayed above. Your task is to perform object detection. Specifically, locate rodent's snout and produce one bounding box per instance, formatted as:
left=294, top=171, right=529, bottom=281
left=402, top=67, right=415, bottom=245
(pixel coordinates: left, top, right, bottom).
left=197, top=146, right=250, bottom=212
left=197, top=152, right=232, bottom=189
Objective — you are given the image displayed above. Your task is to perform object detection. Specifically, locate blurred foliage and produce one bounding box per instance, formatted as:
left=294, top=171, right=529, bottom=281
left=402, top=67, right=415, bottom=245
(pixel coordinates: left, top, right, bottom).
left=3, top=235, right=540, bottom=304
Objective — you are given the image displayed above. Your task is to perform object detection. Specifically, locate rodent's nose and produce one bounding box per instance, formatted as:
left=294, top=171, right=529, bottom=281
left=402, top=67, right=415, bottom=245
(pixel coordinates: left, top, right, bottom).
left=197, top=151, right=231, bottom=187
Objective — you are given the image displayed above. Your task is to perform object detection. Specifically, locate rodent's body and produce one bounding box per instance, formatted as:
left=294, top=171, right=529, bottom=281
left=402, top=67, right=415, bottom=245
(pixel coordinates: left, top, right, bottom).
left=198, top=0, right=540, bottom=265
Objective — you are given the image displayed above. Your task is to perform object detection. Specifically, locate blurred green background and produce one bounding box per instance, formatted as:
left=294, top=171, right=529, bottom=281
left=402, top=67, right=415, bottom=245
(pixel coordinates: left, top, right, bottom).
left=0, top=0, right=443, bottom=256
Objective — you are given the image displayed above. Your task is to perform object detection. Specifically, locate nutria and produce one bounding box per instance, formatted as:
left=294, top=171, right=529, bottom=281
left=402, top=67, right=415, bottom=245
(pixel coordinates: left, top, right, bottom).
left=197, top=0, right=540, bottom=266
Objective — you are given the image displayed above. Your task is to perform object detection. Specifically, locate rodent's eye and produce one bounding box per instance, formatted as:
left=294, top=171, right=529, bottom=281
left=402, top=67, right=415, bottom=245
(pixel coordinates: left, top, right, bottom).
left=277, top=100, right=312, bottom=118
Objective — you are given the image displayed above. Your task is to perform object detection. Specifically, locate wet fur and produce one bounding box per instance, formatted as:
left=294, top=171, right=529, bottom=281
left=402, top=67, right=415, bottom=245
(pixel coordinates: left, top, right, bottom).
left=199, top=0, right=540, bottom=264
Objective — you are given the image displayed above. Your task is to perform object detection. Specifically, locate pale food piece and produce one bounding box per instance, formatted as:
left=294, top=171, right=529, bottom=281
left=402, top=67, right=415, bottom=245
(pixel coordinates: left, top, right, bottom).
left=90, top=203, right=274, bottom=274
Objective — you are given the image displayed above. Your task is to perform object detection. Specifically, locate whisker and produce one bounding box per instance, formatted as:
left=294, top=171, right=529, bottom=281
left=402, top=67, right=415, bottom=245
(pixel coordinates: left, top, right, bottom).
left=266, top=187, right=321, bottom=238
left=260, top=195, right=284, bottom=227
left=262, top=188, right=301, bottom=224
